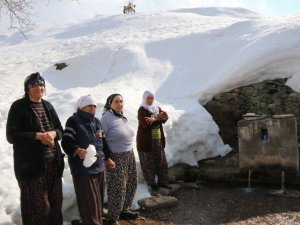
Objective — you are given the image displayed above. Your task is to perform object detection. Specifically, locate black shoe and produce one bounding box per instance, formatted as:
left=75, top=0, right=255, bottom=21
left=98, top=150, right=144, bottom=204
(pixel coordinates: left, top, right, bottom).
left=158, top=183, right=172, bottom=189
left=120, top=210, right=139, bottom=220
left=107, top=219, right=119, bottom=225
left=71, top=220, right=83, bottom=225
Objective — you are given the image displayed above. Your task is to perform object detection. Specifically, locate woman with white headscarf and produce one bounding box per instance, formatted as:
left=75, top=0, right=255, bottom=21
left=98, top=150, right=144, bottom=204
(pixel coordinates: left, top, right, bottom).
left=62, top=94, right=115, bottom=225
left=136, top=90, right=171, bottom=192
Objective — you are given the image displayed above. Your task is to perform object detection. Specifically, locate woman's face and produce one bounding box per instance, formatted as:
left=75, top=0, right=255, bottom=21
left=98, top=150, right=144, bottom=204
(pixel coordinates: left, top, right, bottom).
left=28, top=83, right=45, bottom=102
left=146, top=95, right=154, bottom=106
left=82, top=105, right=97, bottom=114
left=110, top=95, right=123, bottom=112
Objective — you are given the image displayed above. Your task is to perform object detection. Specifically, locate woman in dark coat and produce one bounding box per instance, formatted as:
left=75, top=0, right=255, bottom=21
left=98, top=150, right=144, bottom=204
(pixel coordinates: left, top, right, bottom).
left=136, top=90, right=171, bottom=191
left=6, top=72, right=65, bottom=225
left=62, top=94, right=115, bottom=225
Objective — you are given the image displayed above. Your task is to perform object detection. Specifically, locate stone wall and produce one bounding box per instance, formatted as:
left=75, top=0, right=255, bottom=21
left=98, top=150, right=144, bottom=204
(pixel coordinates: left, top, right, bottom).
left=203, top=78, right=300, bottom=150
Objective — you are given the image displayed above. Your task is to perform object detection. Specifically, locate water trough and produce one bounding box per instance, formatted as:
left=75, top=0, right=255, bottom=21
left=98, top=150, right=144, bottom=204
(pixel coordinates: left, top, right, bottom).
left=238, top=114, right=298, bottom=191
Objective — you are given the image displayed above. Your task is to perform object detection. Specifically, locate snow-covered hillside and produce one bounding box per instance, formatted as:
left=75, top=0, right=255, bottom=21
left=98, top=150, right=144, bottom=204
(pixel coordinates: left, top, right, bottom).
left=1, top=7, right=300, bottom=224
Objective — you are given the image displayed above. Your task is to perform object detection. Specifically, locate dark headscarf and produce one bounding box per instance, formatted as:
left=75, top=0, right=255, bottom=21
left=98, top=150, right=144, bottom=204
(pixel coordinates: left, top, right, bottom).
left=102, top=94, right=126, bottom=119
left=103, top=94, right=121, bottom=113
left=24, top=72, right=45, bottom=93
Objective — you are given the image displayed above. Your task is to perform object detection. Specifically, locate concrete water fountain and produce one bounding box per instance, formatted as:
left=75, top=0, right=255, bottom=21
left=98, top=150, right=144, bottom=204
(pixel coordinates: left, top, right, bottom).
left=238, top=113, right=299, bottom=193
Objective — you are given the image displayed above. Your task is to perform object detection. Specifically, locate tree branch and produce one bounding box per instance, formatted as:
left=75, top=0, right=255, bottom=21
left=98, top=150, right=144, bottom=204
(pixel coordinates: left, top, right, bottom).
left=0, top=0, right=35, bottom=30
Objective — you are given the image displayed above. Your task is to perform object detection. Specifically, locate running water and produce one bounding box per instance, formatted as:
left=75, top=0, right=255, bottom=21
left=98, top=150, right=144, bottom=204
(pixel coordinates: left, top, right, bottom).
left=243, top=169, right=253, bottom=192
left=281, top=170, right=285, bottom=193
left=248, top=169, right=252, bottom=189
left=268, top=170, right=286, bottom=196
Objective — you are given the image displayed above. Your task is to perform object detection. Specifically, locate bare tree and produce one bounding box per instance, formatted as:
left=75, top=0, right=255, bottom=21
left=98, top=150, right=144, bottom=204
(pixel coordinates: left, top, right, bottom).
left=0, top=0, right=79, bottom=33
left=0, top=0, right=35, bottom=30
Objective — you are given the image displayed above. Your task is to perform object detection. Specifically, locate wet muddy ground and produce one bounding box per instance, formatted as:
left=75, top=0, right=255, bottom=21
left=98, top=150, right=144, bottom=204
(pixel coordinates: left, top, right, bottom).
left=115, top=182, right=300, bottom=225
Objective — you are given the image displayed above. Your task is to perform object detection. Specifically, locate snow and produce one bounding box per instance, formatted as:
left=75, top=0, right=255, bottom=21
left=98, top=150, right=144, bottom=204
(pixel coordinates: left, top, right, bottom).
left=1, top=6, right=300, bottom=224
left=172, top=7, right=261, bottom=19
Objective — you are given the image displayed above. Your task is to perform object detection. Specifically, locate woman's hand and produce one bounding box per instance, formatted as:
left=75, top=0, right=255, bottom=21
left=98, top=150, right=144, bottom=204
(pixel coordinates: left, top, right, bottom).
left=158, top=112, right=168, bottom=121
left=145, top=116, right=157, bottom=124
left=36, top=131, right=56, bottom=147
left=106, top=158, right=116, bottom=169
left=74, top=148, right=87, bottom=160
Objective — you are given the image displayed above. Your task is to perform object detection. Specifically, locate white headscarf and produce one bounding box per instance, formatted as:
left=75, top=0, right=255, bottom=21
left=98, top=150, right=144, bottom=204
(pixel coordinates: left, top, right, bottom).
left=141, top=90, right=159, bottom=115
left=77, top=94, right=97, bottom=110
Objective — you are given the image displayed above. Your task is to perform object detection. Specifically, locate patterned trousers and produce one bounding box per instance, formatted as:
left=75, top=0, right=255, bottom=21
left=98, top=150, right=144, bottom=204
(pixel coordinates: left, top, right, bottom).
left=106, top=151, right=137, bottom=220
left=138, top=139, right=169, bottom=186
left=18, top=159, right=63, bottom=225
left=72, top=172, right=104, bottom=225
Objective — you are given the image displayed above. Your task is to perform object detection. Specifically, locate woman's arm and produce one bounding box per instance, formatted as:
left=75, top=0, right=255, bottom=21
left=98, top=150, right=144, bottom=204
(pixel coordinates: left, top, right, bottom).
left=6, top=102, right=36, bottom=144
left=158, top=107, right=168, bottom=123
left=138, top=107, right=162, bottom=128
left=61, top=118, right=81, bottom=156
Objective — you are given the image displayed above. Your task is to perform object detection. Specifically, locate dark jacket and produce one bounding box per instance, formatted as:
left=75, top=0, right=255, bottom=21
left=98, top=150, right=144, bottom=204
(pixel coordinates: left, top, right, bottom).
left=136, top=106, right=168, bottom=152
left=6, top=96, right=65, bottom=181
left=61, top=110, right=110, bottom=176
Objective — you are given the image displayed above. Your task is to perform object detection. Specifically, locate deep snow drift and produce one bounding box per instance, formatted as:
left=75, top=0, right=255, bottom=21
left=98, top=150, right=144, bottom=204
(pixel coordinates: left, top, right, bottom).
left=1, top=7, right=300, bottom=224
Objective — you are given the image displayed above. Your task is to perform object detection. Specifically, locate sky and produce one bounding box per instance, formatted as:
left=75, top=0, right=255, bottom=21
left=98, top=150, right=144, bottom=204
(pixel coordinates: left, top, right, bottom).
left=34, top=0, right=300, bottom=18
left=1, top=0, right=300, bottom=29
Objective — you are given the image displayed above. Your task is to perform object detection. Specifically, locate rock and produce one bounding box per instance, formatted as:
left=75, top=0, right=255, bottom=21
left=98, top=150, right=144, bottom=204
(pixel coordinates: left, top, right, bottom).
left=185, top=166, right=201, bottom=182
left=151, top=184, right=181, bottom=196
left=198, top=155, right=222, bottom=165
left=268, top=190, right=300, bottom=198
left=203, top=78, right=300, bottom=150
left=180, top=182, right=202, bottom=189
left=138, top=195, right=178, bottom=210
left=198, top=151, right=239, bottom=168
left=55, top=62, right=68, bottom=70
left=168, top=163, right=191, bottom=182
left=198, top=166, right=240, bottom=181
left=285, top=190, right=300, bottom=198
left=204, top=90, right=243, bottom=150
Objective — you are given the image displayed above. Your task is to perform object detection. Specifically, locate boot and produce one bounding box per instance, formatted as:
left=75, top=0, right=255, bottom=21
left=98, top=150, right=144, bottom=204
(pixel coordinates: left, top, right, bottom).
left=107, top=219, right=119, bottom=225
left=71, top=220, right=83, bottom=225
left=119, top=210, right=139, bottom=220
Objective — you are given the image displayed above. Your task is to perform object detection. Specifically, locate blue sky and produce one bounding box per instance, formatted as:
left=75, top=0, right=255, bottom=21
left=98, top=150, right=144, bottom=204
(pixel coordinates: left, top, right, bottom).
left=242, top=0, right=300, bottom=17
left=1, top=0, right=300, bottom=28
